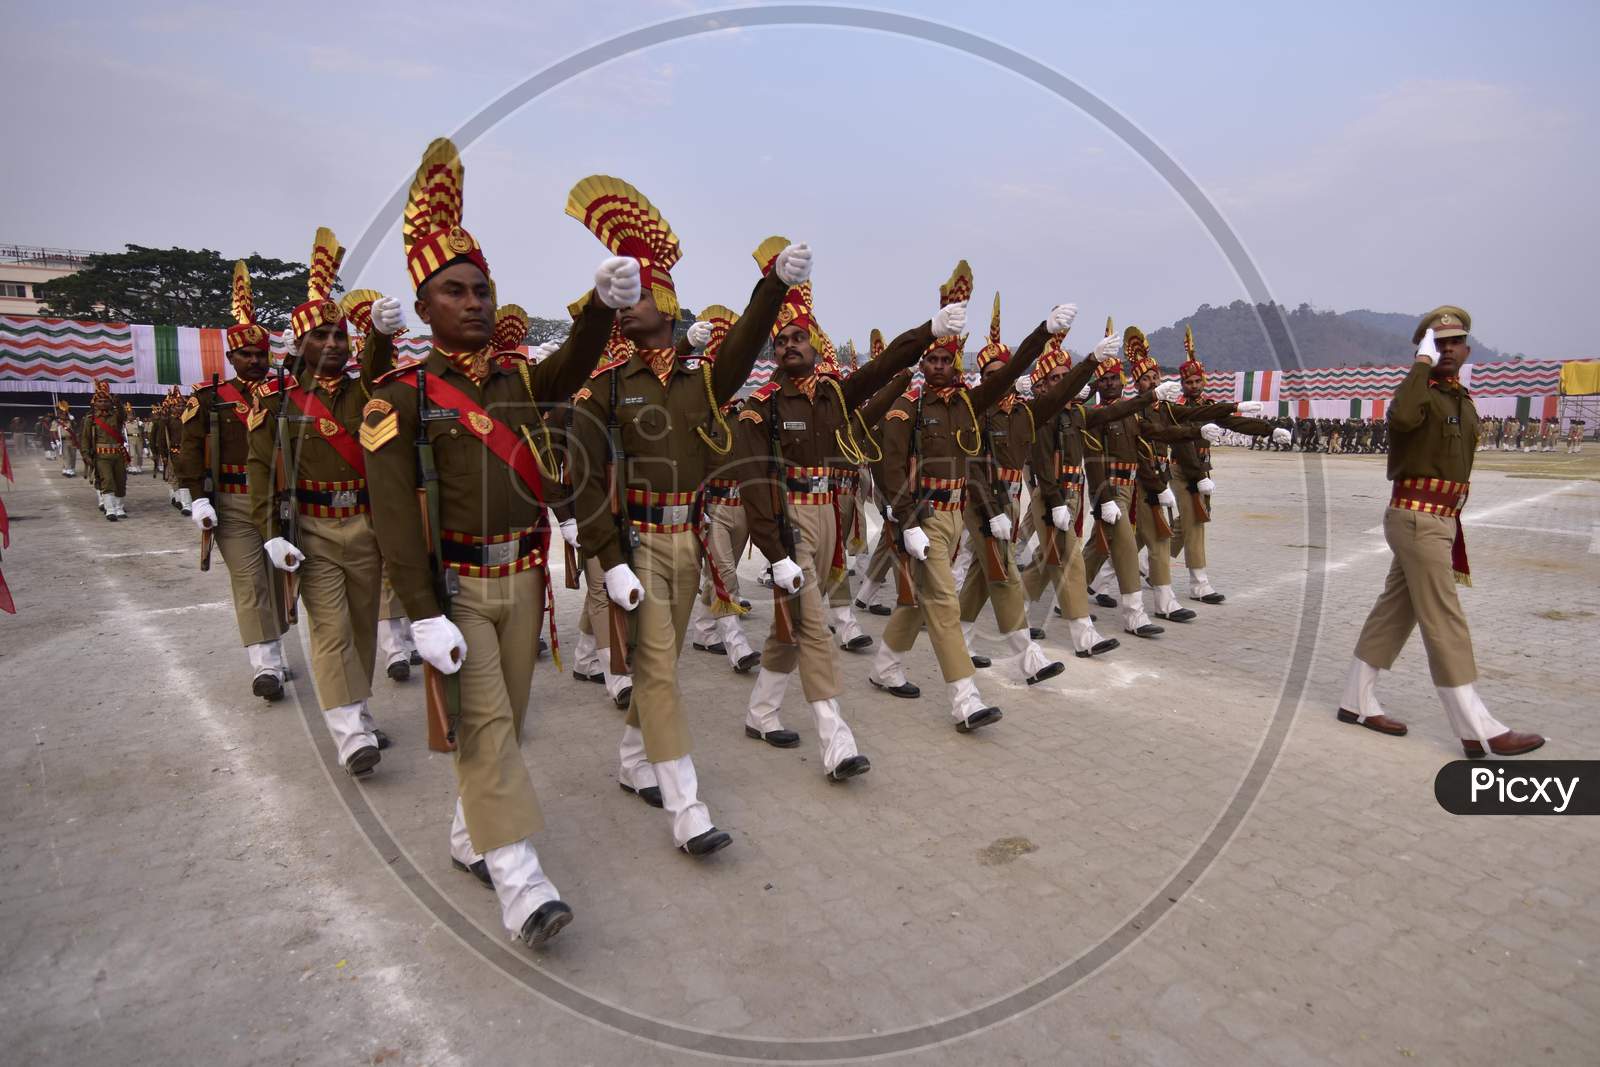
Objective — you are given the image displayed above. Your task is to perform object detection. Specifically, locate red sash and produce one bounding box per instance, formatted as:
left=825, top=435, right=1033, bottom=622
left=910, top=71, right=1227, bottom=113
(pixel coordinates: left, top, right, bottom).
left=92, top=416, right=125, bottom=448
left=216, top=380, right=254, bottom=425
left=398, top=371, right=545, bottom=503
left=285, top=385, right=367, bottom=476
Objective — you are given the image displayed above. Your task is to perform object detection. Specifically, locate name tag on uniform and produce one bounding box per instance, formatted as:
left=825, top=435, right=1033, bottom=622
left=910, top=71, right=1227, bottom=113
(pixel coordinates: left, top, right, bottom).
left=1446, top=416, right=1460, bottom=424
left=991, top=429, right=1007, bottom=437
left=925, top=417, right=942, bottom=426
left=623, top=396, right=645, bottom=405
left=783, top=420, right=807, bottom=430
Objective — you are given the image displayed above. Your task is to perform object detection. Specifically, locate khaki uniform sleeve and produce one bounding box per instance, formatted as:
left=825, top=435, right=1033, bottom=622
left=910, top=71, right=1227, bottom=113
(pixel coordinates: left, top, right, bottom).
left=246, top=398, right=277, bottom=541
left=734, top=396, right=785, bottom=563
left=177, top=391, right=208, bottom=498
left=1388, top=360, right=1435, bottom=432
left=1031, top=417, right=1065, bottom=511
left=362, top=385, right=439, bottom=620
left=531, top=294, right=615, bottom=402
left=570, top=375, right=623, bottom=571
left=360, top=332, right=396, bottom=389
left=713, top=273, right=787, bottom=404
left=879, top=399, right=916, bottom=521
left=842, top=321, right=933, bottom=407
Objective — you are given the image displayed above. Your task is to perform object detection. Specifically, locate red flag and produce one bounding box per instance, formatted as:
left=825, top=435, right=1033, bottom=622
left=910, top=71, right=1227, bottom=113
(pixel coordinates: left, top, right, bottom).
left=0, top=493, right=9, bottom=549
left=0, top=433, right=10, bottom=482
left=0, top=567, right=13, bottom=614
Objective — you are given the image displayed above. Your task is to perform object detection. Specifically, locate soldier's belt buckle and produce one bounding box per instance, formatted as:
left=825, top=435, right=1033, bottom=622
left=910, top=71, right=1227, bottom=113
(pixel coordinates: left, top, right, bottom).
left=482, top=539, right=521, bottom=567
left=806, top=476, right=830, bottom=493
left=661, top=504, right=691, bottom=526
left=1006, top=482, right=1023, bottom=498
left=330, top=490, right=359, bottom=508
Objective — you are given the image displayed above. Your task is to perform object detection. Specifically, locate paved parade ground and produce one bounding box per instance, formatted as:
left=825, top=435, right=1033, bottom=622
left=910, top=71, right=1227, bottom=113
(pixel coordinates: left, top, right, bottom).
left=2, top=444, right=1597, bottom=1065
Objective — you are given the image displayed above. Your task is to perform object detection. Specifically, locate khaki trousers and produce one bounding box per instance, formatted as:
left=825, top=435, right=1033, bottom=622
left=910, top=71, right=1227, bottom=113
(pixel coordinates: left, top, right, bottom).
left=1354, top=508, right=1477, bottom=687
left=1132, top=497, right=1175, bottom=587
left=1020, top=489, right=1089, bottom=621
left=584, top=555, right=637, bottom=658
left=759, top=500, right=840, bottom=701
left=827, top=489, right=860, bottom=608
left=863, top=522, right=896, bottom=586
left=883, top=508, right=973, bottom=683
left=1170, top=488, right=1209, bottom=569
left=699, top=501, right=748, bottom=616
left=626, top=528, right=700, bottom=762
left=94, top=452, right=128, bottom=497
left=378, top=567, right=406, bottom=621
left=957, top=497, right=1026, bottom=632
left=126, top=428, right=144, bottom=466
left=1080, top=485, right=1142, bottom=596
left=297, top=512, right=382, bottom=710
left=214, top=492, right=283, bottom=648
left=452, top=566, right=546, bottom=852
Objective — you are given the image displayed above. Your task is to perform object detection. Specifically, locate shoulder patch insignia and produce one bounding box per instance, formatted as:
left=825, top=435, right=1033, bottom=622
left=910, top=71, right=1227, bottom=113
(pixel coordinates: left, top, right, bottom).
left=246, top=406, right=267, bottom=432
left=885, top=407, right=912, bottom=422
left=180, top=397, right=201, bottom=423
left=360, top=411, right=400, bottom=452
left=574, top=386, right=593, bottom=404
left=363, top=397, right=394, bottom=419
left=738, top=408, right=764, bottom=424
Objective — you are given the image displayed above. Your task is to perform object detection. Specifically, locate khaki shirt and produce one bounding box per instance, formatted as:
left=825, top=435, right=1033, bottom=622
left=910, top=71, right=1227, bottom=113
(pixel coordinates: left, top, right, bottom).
left=1386, top=360, right=1478, bottom=484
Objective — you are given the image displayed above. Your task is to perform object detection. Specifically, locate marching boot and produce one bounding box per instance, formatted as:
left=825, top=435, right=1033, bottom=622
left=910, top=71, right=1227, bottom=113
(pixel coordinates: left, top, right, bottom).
left=829, top=604, right=872, bottom=652
left=949, top=676, right=1002, bottom=733
left=449, top=796, right=492, bottom=888
left=177, top=487, right=193, bottom=516
left=481, top=837, right=569, bottom=946
left=653, top=755, right=729, bottom=856
left=246, top=640, right=287, bottom=701
left=326, top=701, right=380, bottom=776
left=604, top=667, right=633, bottom=710
left=1188, top=568, right=1225, bottom=605
left=1004, top=628, right=1063, bottom=685
left=1067, top=616, right=1119, bottom=658
left=963, top=620, right=991, bottom=669
left=1152, top=584, right=1196, bottom=623
left=1335, top=657, right=1407, bottom=736
left=113, top=496, right=128, bottom=518
left=744, top=668, right=800, bottom=747
left=570, top=631, right=603, bottom=683
left=868, top=642, right=920, bottom=698
left=811, top=698, right=869, bottom=781
left=617, top=725, right=661, bottom=807
left=1121, top=592, right=1164, bottom=638
left=689, top=604, right=724, bottom=654
left=358, top=701, right=390, bottom=749
left=1438, top=683, right=1544, bottom=758
left=717, top=614, right=761, bottom=673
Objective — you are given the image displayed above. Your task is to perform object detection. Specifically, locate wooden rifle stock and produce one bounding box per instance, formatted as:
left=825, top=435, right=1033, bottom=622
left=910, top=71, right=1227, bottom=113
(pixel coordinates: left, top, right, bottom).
left=563, top=540, right=580, bottom=590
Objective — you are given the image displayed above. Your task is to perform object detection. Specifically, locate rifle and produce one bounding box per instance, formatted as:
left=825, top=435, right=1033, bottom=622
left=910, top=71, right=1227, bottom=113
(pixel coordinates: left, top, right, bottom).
left=605, top=370, right=638, bottom=676
left=1043, top=418, right=1066, bottom=569
left=880, top=397, right=923, bottom=609
left=269, top=364, right=301, bottom=627
left=766, top=398, right=800, bottom=645
left=973, top=404, right=1009, bottom=584
left=416, top=368, right=461, bottom=752
left=200, top=373, right=220, bottom=571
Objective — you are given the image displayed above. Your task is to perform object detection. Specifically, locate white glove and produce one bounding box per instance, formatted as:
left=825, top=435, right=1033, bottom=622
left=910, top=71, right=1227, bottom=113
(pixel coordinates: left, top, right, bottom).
left=686, top=320, right=713, bottom=348
left=1416, top=327, right=1439, bottom=366
left=1046, top=303, right=1078, bottom=334
left=559, top=518, right=578, bottom=548
left=371, top=295, right=404, bottom=336
left=595, top=255, right=642, bottom=310
left=1050, top=504, right=1070, bottom=530
left=1099, top=501, right=1122, bottom=525
left=902, top=526, right=930, bottom=560
left=1154, top=380, right=1183, bottom=403
left=264, top=536, right=302, bottom=572
left=189, top=497, right=217, bottom=531
left=1197, top=477, right=1215, bottom=494
left=413, top=615, right=467, bottom=674
left=604, top=563, right=645, bottom=610
left=1236, top=401, right=1265, bottom=417
left=1156, top=487, right=1177, bottom=509
left=773, top=242, right=812, bottom=286
left=1090, top=334, right=1121, bottom=363
left=931, top=300, right=967, bottom=339
left=530, top=341, right=561, bottom=361
left=1076, top=384, right=1092, bottom=400
left=1271, top=427, right=1292, bottom=445
left=1201, top=423, right=1225, bottom=444
left=770, top=557, right=804, bottom=592
left=988, top=514, right=1012, bottom=541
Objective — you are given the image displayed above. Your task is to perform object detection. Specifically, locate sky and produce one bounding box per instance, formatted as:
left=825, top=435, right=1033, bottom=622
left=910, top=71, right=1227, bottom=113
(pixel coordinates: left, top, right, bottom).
left=3, top=0, right=1596, bottom=359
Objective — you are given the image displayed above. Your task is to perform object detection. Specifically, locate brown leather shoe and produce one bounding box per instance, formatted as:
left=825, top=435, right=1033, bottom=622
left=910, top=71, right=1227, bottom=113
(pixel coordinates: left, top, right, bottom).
left=1462, top=730, right=1545, bottom=758
left=1336, top=708, right=1407, bottom=736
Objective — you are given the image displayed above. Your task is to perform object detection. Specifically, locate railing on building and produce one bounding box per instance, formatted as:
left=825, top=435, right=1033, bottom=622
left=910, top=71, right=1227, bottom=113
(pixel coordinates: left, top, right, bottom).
left=0, top=245, right=100, bottom=268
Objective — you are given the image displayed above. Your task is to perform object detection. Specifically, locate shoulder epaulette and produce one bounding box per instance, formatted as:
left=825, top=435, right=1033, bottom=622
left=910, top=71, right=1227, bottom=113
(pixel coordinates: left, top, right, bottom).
left=190, top=380, right=215, bottom=394
left=750, top=380, right=781, bottom=403
left=902, top=385, right=921, bottom=402
left=373, top=360, right=423, bottom=386
left=590, top=355, right=628, bottom=378
left=254, top=377, right=284, bottom=398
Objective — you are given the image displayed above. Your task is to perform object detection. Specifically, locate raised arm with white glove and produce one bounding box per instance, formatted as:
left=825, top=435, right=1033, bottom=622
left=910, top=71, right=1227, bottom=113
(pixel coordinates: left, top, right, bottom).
left=1154, top=380, right=1183, bottom=403
left=770, top=557, right=804, bottom=592
left=370, top=295, right=405, bottom=336
left=932, top=300, right=967, bottom=339
left=595, top=256, right=642, bottom=310
left=605, top=563, right=645, bottom=610
left=412, top=615, right=467, bottom=674
left=1201, top=423, right=1226, bottom=444
left=1090, top=334, right=1121, bottom=363
left=1235, top=401, right=1266, bottom=417
left=264, top=536, right=302, bottom=572
left=1416, top=327, right=1439, bottom=366
left=530, top=341, right=561, bottom=361
left=1271, top=427, right=1292, bottom=445
left=1046, top=303, right=1078, bottom=334
left=685, top=320, right=713, bottom=348
left=773, top=242, right=812, bottom=286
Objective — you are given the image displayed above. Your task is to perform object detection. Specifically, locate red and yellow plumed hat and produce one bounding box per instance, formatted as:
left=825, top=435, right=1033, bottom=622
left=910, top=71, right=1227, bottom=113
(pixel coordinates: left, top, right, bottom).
left=291, top=227, right=346, bottom=339
left=870, top=328, right=884, bottom=360
left=695, top=304, right=739, bottom=363
left=928, top=259, right=972, bottom=366
left=566, top=175, right=682, bottom=317
left=976, top=292, right=1011, bottom=370
left=405, top=138, right=490, bottom=292
left=91, top=378, right=114, bottom=408
left=1123, top=325, right=1156, bottom=382
left=1031, top=330, right=1072, bottom=388
left=1095, top=315, right=1124, bottom=381
left=757, top=234, right=837, bottom=370
left=226, top=261, right=270, bottom=353
left=1178, top=324, right=1205, bottom=383
left=491, top=304, right=530, bottom=353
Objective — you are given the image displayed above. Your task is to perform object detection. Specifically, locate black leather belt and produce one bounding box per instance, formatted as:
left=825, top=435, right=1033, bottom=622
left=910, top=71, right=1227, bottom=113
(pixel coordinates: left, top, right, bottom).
left=297, top=486, right=369, bottom=509
left=442, top=529, right=543, bottom=568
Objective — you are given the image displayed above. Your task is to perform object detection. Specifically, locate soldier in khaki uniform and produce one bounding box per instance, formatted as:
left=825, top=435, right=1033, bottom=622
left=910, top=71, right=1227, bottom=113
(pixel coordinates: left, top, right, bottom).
left=124, top=403, right=146, bottom=473
left=568, top=176, right=806, bottom=857
left=870, top=261, right=1074, bottom=731
left=1340, top=306, right=1543, bottom=758
left=1568, top=419, right=1586, bottom=453
left=363, top=138, right=631, bottom=946
left=818, top=330, right=883, bottom=652
left=1018, top=331, right=1134, bottom=655
left=182, top=265, right=289, bottom=701
left=952, top=295, right=1072, bottom=684
left=83, top=381, right=130, bottom=519
left=246, top=232, right=404, bottom=777
left=731, top=262, right=931, bottom=779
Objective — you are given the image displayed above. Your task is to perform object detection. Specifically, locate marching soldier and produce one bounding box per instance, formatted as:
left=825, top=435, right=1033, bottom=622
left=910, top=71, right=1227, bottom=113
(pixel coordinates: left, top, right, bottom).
left=180, top=263, right=290, bottom=701
left=1018, top=330, right=1134, bottom=655
left=567, top=175, right=806, bottom=857
left=1339, top=306, right=1543, bottom=758
left=822, top=329, right=885, bottom=652
left=869, top=260, right=1073, bottom=731
left=1568, top=419, right=1586, bottom=453
left=83, top=380, right=130, bottom=520
left=247, top=235, right=406, bottom=777
left=953, top=294, right=1073, bottom=685
left=124, top=403, right=146, bottom=473
left=162, top=386, right=191, bottom=512
left=1167, top=327, right=1288, bottom=602
left=363, top=139, right=631, bottom=945
left=732, top=249, right=930, bottom=779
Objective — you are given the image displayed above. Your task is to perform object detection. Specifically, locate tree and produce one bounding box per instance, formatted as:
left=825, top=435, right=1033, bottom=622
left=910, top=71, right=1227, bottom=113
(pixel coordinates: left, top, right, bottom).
left=34, top=244, right=321, bottom=329
left=524, top=316, right=571, bottom=346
